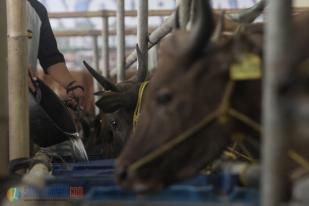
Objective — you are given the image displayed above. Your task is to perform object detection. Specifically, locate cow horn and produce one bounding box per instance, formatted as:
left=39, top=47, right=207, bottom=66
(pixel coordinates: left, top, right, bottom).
left=83, top=61, right=119, bottom=92
left=180, top=0, right=214, bottom=61
left=226, top=0, right=265, bottom=24
left=136, top=44, right=147, bottom=82
left=174, top=7, right=181, bottom=30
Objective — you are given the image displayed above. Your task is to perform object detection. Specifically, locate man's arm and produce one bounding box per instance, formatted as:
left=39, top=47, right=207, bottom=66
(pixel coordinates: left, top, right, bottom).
left=28, top=0, right=66, bottom=72
left=47, top=62, right=76, bottom=88
left=29, top=0, right=84, bottom=108
left=29, top=0, right=81, bottom=88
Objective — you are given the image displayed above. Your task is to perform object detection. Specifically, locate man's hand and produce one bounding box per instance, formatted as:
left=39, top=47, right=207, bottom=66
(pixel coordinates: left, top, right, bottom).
left=28, top=74, right=36, bottom=93
left=28, top=67, right=37, bottom=93
left=45, top=63, right=85, bottom=110
left=65, top=81, right=85, bottom=111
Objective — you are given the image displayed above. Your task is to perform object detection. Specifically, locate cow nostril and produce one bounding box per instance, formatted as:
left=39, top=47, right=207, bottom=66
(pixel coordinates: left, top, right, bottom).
left=116, top=166, right=128, bottom=182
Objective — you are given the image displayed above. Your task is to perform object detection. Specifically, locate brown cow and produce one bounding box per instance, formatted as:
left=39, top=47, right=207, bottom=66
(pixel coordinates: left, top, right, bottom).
left=115, top=0, right=265, bottom=192
left=116, top=1, right=309, bottom=193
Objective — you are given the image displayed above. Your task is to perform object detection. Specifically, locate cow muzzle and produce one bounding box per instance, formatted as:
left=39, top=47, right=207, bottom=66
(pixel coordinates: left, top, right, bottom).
left=115, top=162, right=164, bottom=193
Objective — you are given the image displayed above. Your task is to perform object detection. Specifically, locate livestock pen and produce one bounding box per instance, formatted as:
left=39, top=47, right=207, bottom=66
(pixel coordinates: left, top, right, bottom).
left=1, top=0, right=309, bottom=206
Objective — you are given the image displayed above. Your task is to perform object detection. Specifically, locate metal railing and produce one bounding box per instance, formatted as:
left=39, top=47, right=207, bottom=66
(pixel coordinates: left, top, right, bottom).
left=49, top=9, right=173, bottom=83
left=48, top=10, right=173, bottom=18
left=262, top=1, right=292, bottom=206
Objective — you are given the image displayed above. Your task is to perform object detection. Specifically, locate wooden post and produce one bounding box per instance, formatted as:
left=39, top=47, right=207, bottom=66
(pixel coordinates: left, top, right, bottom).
left=137, top=0, right=148, bottom=73
left=262, top=0, right=292, bottom=205
left=6, top=0, right=29, bottom=161
left=101, top=16, right=110, bottom=79
left=0, top=0, right=9, bottom=176
left=116, top=0, right=125, bottom=82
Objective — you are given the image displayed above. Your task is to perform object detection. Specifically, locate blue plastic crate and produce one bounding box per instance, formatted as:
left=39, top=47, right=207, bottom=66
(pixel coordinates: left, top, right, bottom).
left=47, top=159, right=259, bottom=204
left=52, top=159, right=115, bottom=177
left=85, top=185, right=218, bottom=202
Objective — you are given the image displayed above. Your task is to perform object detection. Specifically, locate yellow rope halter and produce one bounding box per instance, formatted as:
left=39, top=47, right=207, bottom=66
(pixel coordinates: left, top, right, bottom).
left=128, top=80, right=239, bottom=173
left=133, top=81, right=149, bottom=132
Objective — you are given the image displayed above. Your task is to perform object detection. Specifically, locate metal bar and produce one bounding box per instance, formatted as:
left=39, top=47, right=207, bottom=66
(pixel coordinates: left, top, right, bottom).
left=101, top=16, right=110, bottom=78
left=47, top=8, right=309, bottom=19
left=125, top=12, right=176, bottom=70
left=148, top=45, right=159, bottom=72
left=0, top=0, right=9, bottom=176
left=117, top=0, right=125, bottom=82
left=176, top=0, right=192, bottom=29
left=53, top=27, right=157, bottom=37
left=92, top=36, right=100, bottom=71
left=137, top=0, right=148, bottom=72
left=262, top=0, right=293, bottom=206
left=92, top=36, right=101, bottom=115
left=48, top=10, right=173, bottom=18
left=6, top=0, right=29, bottom=161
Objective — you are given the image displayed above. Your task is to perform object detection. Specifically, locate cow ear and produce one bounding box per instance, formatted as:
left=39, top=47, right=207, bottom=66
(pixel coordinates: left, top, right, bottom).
left=96, top=83, right=140, bottom=113
left=232, top=33, right=262, bottom=56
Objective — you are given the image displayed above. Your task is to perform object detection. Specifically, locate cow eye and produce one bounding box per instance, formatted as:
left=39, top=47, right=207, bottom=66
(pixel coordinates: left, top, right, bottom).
left=156, top=90, right=173, bottom=105
left=110, top=120, right=118, bottom=129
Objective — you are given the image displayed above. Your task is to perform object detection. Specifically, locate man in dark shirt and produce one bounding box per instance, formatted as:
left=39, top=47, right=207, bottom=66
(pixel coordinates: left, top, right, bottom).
left=27, top=0, right=84, bottom=108
left=26, top=0, right=88, bottom=161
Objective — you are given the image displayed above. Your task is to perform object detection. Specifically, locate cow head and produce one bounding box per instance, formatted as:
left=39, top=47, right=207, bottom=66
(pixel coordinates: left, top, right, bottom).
left=116, top=0, right=263, bottom=192
left=83, top=46, right=147, bottom=159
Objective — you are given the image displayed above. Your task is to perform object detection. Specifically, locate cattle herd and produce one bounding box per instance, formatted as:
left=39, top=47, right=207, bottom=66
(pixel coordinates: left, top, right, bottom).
left=3, top=0, right=309, bottom=202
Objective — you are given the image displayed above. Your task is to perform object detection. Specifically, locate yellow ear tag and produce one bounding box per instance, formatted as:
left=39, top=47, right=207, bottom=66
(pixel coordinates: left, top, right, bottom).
left=230, top=53, right=262, bottom=80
